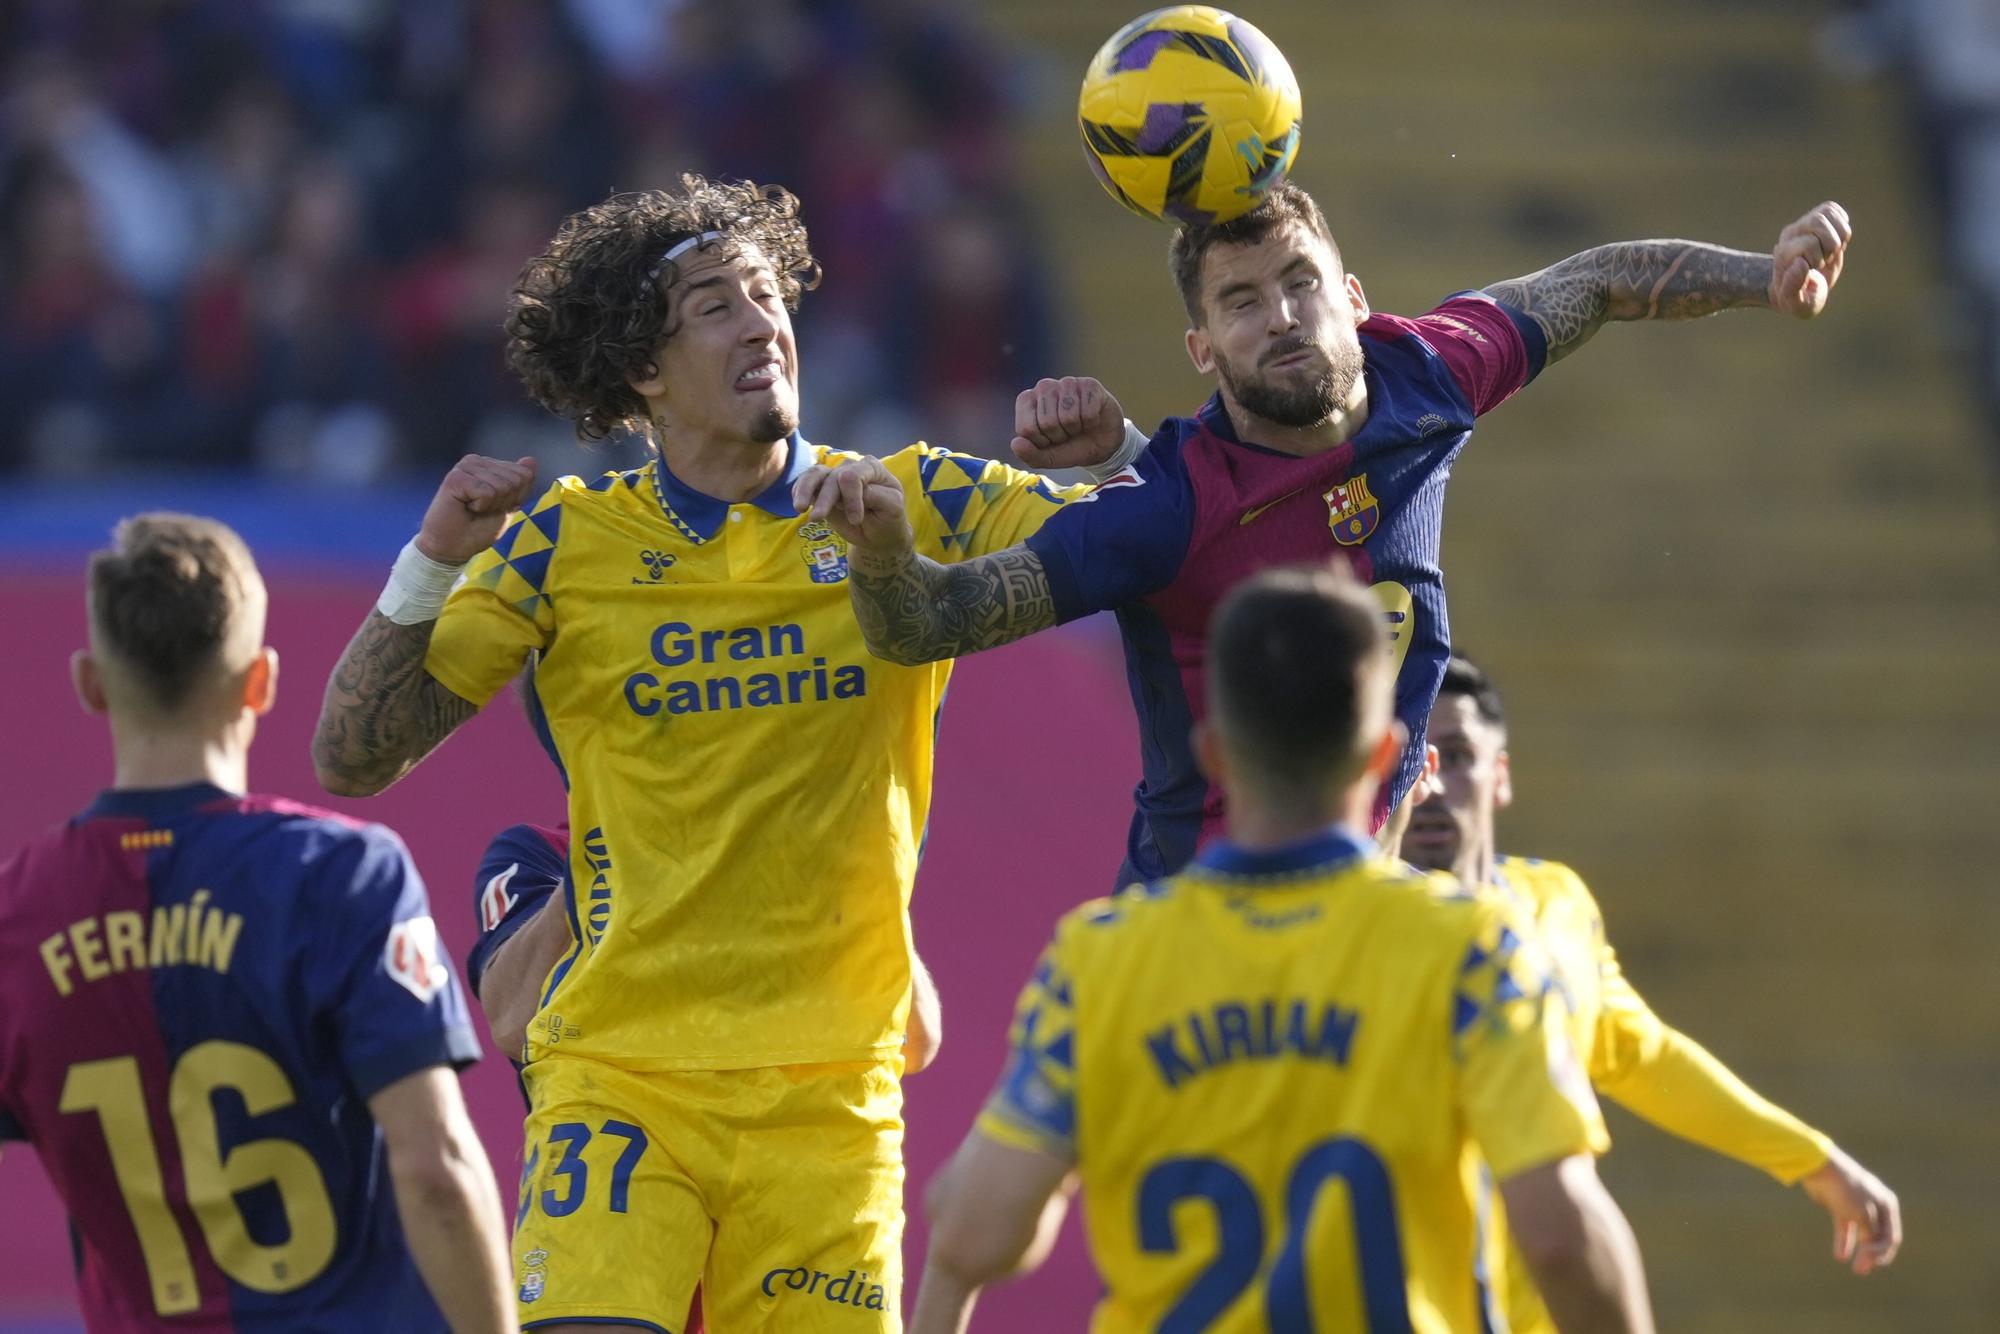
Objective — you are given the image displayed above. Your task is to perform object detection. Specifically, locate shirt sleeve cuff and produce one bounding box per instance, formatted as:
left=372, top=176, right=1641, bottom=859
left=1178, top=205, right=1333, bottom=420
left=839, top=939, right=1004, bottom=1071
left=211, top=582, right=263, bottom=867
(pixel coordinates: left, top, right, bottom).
left=347, top=1026, right=483, bottom=1102
left=1023, top=530, right=1087, bottom=624
left=976, top=1108, right=1077, bottom=1163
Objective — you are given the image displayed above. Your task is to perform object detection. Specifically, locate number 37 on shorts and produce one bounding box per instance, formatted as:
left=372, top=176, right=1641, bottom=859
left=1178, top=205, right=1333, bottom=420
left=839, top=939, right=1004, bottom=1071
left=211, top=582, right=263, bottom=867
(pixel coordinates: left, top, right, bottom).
left=511, top=1055, right=907, bottom=1332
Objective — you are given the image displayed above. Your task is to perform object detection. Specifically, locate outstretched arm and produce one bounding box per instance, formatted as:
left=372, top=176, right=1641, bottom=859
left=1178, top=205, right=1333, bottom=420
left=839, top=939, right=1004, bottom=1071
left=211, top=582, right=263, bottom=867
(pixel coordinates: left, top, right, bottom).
left=1481, top=201, right=1851, bottom=365
left=313, top=455, right=538, bottom=795
left=1590, top=955, right=1901, bottom=1274
left=793, top=454, right=1058, bottom=666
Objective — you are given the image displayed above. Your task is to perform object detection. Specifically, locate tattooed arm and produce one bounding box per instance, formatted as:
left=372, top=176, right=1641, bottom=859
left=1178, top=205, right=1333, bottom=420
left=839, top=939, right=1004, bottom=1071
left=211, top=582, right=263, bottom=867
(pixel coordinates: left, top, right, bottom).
left=848, top=546, right=1056, bottom=666
left=313, top=614, right=480, bottom=796
left=313, top=453, right=540, bottom=796
left=791, top=452, right=1060, bottom=666
left=1481, top=201, right=1852, bottom=365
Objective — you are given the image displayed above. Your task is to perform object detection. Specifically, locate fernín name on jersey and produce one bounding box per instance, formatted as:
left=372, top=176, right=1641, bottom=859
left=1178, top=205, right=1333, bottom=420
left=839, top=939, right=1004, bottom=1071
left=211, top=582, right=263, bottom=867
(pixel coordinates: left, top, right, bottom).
left=0, top=783, right=480, bottom=1333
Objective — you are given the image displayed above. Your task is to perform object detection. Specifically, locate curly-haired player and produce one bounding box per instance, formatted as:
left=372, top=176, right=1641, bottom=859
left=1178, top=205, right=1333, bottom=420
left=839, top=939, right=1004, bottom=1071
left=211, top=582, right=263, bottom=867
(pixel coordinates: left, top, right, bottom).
left=311, top=174, right=1120, bottom=1332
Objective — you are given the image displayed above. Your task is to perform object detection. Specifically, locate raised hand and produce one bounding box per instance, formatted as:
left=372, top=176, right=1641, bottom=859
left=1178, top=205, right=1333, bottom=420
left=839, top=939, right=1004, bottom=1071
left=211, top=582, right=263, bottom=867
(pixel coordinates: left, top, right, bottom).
left=792, top=454, right=914, bottom=559
left=1009, top=376, right=1126, bottom=471
left=1768, top=201, right=1852, bottom=319
left=415, top=455, right=540, bottom=565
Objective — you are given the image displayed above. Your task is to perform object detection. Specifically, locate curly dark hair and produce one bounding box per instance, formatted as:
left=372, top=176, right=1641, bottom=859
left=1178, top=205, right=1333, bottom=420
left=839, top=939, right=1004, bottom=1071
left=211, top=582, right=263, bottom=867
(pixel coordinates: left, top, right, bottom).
left=505, top=174, right=821, bottom=442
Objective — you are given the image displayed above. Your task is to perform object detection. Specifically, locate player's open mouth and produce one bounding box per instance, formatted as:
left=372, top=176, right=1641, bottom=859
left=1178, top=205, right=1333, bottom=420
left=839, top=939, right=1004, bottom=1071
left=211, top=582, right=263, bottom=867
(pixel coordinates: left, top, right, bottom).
left=735, top=360, right=783, bottom=391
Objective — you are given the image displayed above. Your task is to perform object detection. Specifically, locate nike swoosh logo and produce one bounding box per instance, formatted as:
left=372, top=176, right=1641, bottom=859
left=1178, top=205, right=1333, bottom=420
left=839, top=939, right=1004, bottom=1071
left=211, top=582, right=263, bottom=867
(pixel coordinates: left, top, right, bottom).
left=1239, top=488, right=1305, bottom=525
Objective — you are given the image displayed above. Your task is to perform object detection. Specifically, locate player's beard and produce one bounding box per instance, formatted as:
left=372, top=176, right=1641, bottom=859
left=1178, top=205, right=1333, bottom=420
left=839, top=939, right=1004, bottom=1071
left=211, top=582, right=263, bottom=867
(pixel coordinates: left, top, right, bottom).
left=1218, top=335, right=1364, bottom=429
left=749, top=401, right=798, bottom=443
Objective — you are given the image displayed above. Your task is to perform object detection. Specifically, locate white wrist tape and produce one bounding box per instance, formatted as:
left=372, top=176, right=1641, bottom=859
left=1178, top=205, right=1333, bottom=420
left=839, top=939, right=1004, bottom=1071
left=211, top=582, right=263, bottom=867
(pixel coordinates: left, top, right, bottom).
left=1084, top=419, right=1150, bottom=483
left=376, top=540, right=466, bottom=625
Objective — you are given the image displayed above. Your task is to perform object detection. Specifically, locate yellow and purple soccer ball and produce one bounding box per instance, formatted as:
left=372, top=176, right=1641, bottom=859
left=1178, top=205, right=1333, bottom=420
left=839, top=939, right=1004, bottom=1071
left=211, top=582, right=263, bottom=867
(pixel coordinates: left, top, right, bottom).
left=1078, top=6, right=1302, bottom=226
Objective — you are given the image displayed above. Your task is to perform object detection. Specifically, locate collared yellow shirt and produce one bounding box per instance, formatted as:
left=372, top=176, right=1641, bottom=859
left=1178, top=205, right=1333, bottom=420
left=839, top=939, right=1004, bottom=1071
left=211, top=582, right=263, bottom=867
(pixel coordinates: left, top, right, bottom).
left=426, top=435, right=1086, bottom=1070
left=1488, top=854, right=1835, bottom=1334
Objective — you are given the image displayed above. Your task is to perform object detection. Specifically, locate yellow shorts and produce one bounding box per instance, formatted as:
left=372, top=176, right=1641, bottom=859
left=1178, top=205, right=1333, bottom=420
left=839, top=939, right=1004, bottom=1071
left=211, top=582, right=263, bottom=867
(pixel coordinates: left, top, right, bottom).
left=512, top=1053, right=905, bottom=1333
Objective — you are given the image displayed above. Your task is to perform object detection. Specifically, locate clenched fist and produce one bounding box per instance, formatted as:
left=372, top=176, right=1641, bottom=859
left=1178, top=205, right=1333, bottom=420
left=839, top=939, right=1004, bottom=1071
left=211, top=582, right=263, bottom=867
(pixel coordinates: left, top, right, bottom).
left=1009, top=376, right=1126, bottom=471
left=415, top=455, right=540, bottom=565
left=1769, top=201, right=1852, bottom=319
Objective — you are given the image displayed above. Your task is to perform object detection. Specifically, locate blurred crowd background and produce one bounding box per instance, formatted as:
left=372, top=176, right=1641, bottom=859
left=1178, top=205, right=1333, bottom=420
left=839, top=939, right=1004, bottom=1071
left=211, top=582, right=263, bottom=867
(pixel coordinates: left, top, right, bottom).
left=0, top=0, right=1061, bottom=481
left=3, top=2, right=1998, bottom=1332
left=1823, top=0, right=2000, bottom=441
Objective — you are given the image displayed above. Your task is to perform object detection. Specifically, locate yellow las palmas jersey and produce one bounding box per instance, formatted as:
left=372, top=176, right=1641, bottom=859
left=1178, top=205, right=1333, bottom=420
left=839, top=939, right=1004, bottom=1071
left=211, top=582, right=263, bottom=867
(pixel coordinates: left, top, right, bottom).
left=977, top=830, right=1607, bottom=1334
left=425, top=435, right=1086, bottom=1070
left=1488, top=854, right=1835, bottom=1334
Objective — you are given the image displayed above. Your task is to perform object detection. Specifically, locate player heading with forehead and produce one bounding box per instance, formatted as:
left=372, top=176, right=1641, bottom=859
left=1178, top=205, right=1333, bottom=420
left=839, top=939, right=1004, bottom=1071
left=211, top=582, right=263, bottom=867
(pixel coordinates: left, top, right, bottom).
left=911, top=562, right=1655, bottom=1334
left=816, top=176, right=1854, bottom=885
left=1, top=514, right=515, bottom=1332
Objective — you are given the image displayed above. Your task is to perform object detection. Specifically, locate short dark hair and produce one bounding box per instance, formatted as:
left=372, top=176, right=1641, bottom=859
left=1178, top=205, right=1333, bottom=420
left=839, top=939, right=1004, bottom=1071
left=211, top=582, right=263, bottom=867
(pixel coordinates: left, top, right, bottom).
left=88, top=514, right=264, bottom=711
left=1437, top=652, right=1506, bottom=727
left=1167, top=180, right=1340, bottom=324
left=1209, top=563, right=1388, bottom=787
left=505, top=174, right=821, bottom=442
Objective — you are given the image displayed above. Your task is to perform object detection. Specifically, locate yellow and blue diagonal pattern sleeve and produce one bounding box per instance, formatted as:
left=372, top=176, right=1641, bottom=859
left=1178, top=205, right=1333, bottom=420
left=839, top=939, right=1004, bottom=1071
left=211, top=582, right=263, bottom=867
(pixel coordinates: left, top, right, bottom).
left=907, top=445, right=1091, bottom=562
left=426, top=484, right=563, bottom=708
left=1453, top=906, right=1608, bottom=1180
left=976, top=937, right=1081, bottom=1161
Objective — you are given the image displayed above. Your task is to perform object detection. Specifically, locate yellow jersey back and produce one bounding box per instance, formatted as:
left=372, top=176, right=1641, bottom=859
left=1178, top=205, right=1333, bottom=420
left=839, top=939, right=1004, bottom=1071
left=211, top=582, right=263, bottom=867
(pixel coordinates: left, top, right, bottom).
left=425, top=435, right=1083, bottom=1070
left=978, top=829, right=1606, bottom=1334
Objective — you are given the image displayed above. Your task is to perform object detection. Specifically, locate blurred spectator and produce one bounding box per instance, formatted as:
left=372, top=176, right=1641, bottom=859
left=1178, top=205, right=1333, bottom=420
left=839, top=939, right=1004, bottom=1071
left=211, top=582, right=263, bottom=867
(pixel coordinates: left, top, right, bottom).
left=1825, top=0, right=2000, bottom=445
left=0, top=0, right=1059, bottom=479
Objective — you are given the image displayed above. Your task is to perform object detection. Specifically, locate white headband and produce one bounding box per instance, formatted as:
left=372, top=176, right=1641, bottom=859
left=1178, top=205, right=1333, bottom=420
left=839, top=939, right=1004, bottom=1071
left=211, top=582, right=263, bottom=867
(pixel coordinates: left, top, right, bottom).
left=662, top=230, right=726, bottom=265
left=646, top=230, right=728, bottom=296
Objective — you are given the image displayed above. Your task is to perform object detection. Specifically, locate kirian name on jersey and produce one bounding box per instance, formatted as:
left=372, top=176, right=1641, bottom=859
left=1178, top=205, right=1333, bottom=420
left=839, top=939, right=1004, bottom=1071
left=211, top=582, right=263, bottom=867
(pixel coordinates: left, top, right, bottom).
left=39, top=890, right=244, bottom=997
left=622, top=619, right=868, bottom=717
left=1147, top=995, right=1361, bottom=1090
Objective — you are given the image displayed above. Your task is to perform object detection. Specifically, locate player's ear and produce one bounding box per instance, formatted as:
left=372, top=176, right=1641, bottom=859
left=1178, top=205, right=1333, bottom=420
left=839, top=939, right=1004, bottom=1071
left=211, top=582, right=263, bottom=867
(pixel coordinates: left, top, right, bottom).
left=244, top=648, right=279, bottom=718
left=1344, top=273, right=1371, bottom=325
left=1185, top=325, right=1215, bottom=376
left=1412, top=743, right=1442, bottom=804
left=72, top=650, right=108, bottom=716
left=626, top=355, right=668, bottom=400
left=1494, top=747, right=1513, bottom=810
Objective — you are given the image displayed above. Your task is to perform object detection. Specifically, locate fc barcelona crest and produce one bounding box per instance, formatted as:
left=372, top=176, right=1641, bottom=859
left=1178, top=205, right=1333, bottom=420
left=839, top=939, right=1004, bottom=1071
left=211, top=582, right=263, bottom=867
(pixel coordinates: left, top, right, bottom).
left=1324, top=474, right=1380, bottom=546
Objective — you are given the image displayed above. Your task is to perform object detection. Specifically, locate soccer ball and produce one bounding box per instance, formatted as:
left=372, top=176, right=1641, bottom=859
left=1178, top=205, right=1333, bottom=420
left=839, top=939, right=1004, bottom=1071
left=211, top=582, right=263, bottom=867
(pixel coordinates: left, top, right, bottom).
left=1078, top=6, right=1302, bottom=226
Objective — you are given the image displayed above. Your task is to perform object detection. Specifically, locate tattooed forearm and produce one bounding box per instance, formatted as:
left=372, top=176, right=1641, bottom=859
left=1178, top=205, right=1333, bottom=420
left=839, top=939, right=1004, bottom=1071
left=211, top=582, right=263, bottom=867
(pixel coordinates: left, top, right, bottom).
left=312, top=611, right=479, bottom=796
left=1481, top=241, right=1776, bottom=364
left=848, top=546, right=1056, bottom=666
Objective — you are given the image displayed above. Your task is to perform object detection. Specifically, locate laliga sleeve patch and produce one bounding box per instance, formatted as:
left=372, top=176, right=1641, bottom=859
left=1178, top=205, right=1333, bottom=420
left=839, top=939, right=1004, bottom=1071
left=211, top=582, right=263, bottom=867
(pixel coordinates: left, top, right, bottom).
left=385, top=915, right=451, bottom=1003
left=480, top=863, right=521, bottom=933
left=1073, top=463, right=1145, bottom=503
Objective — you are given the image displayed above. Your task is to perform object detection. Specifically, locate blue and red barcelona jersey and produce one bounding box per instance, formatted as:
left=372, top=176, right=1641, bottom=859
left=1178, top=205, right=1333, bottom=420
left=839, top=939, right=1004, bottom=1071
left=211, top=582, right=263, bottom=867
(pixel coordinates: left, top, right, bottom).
left=1024, top=293, right=1545, bottom=882
left=0, top=782, right=481, bottom=1332
left=464, top=822, right=569, bottom=998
